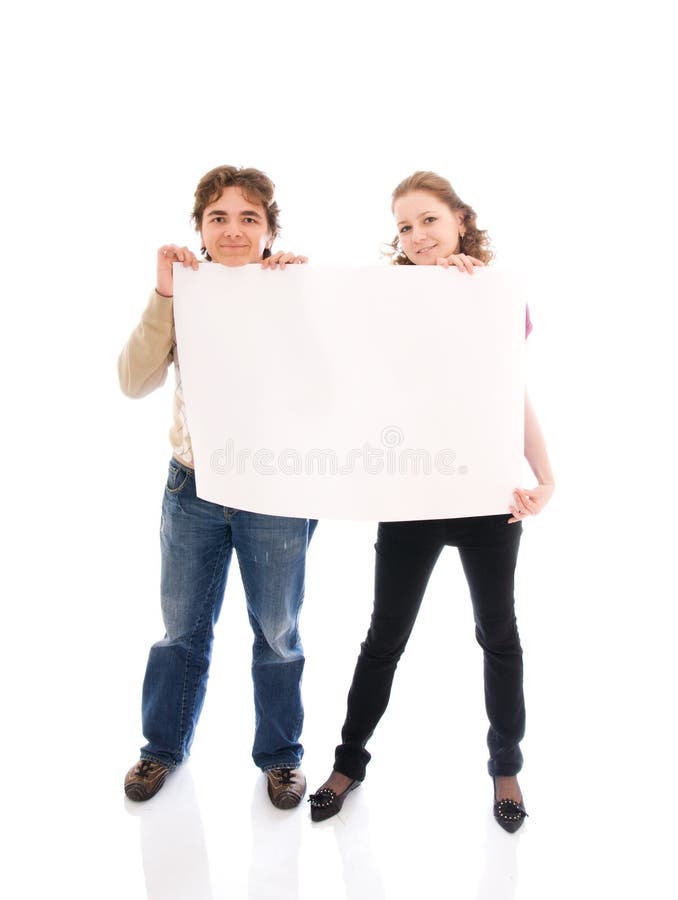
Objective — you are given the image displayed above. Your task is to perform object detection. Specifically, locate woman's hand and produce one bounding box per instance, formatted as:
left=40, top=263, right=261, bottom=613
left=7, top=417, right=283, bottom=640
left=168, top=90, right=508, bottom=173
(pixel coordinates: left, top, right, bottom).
left=261, top=251, right=308, bottom=269
left=156, top=245, right=200, bottom=297
left=436, top=253, right=485, bottom=273
left=508, top=483, right=554, bottom=524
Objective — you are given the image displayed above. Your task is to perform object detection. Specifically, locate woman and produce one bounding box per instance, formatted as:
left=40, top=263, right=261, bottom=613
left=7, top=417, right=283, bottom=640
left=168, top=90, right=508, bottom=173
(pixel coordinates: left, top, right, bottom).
left=309, top=171, right=554, bottom=831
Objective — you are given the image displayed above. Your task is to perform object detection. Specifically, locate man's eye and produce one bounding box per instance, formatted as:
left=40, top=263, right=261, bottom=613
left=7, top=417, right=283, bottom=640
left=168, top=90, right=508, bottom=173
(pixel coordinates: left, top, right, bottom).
left=244, top=217, right=256, bottom=224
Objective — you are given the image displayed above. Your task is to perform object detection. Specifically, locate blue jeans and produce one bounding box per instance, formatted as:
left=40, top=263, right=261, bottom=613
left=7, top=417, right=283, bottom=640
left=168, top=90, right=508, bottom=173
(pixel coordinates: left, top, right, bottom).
left=140, top=458, right=316, bottom=771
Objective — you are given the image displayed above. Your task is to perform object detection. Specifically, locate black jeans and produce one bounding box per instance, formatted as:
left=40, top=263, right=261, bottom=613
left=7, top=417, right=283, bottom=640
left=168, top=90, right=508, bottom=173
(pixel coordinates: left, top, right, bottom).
left=334, top=515, right=525, bottom=781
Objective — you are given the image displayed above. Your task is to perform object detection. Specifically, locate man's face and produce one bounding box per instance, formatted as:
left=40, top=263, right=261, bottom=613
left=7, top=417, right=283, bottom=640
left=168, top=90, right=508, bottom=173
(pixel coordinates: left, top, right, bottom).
left=200, top=186, right=272, bottom=266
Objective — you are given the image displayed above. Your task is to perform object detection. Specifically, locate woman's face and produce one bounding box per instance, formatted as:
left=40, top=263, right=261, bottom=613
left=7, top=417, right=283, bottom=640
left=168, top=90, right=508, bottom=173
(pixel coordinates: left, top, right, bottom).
left=200, top=186, right=272, bottom=266
left=393, top=190, right=464, bottom=265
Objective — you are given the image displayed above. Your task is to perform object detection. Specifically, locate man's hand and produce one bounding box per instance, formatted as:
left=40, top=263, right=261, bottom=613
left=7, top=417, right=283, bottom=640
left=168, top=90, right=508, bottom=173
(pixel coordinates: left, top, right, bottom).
left=261, top=252, right=309, bottom=270
left=156, top=245, right=200, bottom=297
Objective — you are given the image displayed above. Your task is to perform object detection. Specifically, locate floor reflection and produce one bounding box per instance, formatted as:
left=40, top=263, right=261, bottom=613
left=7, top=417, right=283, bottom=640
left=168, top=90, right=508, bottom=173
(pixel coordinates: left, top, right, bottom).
left=314, top=791, right=386, bottom=899
left=129, top=765, right=214, bottom=900
left=475, top=812, right=519, bottom=900
left=247, top=778, right=302, bottom=899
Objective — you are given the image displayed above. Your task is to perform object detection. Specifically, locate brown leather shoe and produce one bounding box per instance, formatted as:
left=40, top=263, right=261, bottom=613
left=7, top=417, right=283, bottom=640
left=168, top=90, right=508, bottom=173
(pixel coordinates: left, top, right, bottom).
left=266, top=767, right=306, bottom=809
left=124, top=759, right=170, bottom=802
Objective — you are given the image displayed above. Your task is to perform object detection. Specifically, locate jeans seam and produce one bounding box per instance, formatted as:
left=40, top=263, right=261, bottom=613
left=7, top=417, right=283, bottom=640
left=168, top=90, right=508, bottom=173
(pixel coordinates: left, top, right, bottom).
left=166, top=462, right=193, bottom=495
left=262, top=761, right=302, bottom=772
left=176, top=540, right=229, bottom=761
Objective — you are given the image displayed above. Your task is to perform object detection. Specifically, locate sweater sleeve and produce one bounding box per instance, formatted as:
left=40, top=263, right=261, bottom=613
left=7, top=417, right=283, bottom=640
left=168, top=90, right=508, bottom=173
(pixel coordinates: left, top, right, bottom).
left=118, top=290, right=175, bottom=398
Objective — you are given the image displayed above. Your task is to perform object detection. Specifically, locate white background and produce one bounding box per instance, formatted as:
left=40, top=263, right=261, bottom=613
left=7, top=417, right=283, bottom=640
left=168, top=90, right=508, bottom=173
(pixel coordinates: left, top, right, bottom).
left=2, top=1, right=676, bottom=898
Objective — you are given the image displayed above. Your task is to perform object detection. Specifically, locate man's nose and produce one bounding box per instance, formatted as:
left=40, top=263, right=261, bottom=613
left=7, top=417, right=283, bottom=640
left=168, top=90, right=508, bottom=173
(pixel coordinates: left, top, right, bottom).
left=223, top=220, right=242, bottom=236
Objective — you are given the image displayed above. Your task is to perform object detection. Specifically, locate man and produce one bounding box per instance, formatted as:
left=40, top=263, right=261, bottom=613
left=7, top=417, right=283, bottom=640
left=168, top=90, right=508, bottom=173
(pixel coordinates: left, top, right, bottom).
left=119, top=165, right=312, bottom=809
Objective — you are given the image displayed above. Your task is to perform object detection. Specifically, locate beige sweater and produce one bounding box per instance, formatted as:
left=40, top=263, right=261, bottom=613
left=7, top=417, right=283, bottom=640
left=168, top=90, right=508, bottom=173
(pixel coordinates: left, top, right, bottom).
left=118, top=290, right=193, bottom=466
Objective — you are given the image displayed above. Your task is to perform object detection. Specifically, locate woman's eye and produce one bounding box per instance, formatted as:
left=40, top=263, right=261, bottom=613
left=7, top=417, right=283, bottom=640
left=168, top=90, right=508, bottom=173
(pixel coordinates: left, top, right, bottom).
left=424, top=216, right=436, bottom=224
left=399, top=225, right=411, bottom=234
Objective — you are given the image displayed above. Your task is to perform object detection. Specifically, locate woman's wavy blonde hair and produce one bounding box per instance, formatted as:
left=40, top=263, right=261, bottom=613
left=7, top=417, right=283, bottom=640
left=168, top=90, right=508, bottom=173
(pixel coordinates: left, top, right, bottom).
left=386, top=171, right=493, bottom=266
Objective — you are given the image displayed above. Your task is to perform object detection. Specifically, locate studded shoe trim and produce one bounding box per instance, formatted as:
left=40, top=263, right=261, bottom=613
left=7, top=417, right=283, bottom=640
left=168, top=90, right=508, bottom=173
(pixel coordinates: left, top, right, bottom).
left=308, top=788, right=337, bottom=809
left=494, top=798, right=528, bottom=822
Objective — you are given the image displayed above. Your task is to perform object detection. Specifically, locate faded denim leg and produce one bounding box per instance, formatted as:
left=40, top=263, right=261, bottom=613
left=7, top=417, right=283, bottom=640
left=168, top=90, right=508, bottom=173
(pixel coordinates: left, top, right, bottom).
left=234, top=511, right=312, bottom=771
left=140, top=459, right=232, bottom=767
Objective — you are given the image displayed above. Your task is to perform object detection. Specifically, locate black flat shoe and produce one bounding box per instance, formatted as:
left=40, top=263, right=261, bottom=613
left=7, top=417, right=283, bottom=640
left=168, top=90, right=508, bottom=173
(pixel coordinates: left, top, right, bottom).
left=493, top=776, right=528, bottom=832
left=493, top=797, right=528, bottom=833
left=308, top=780, right=360, bottom=822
